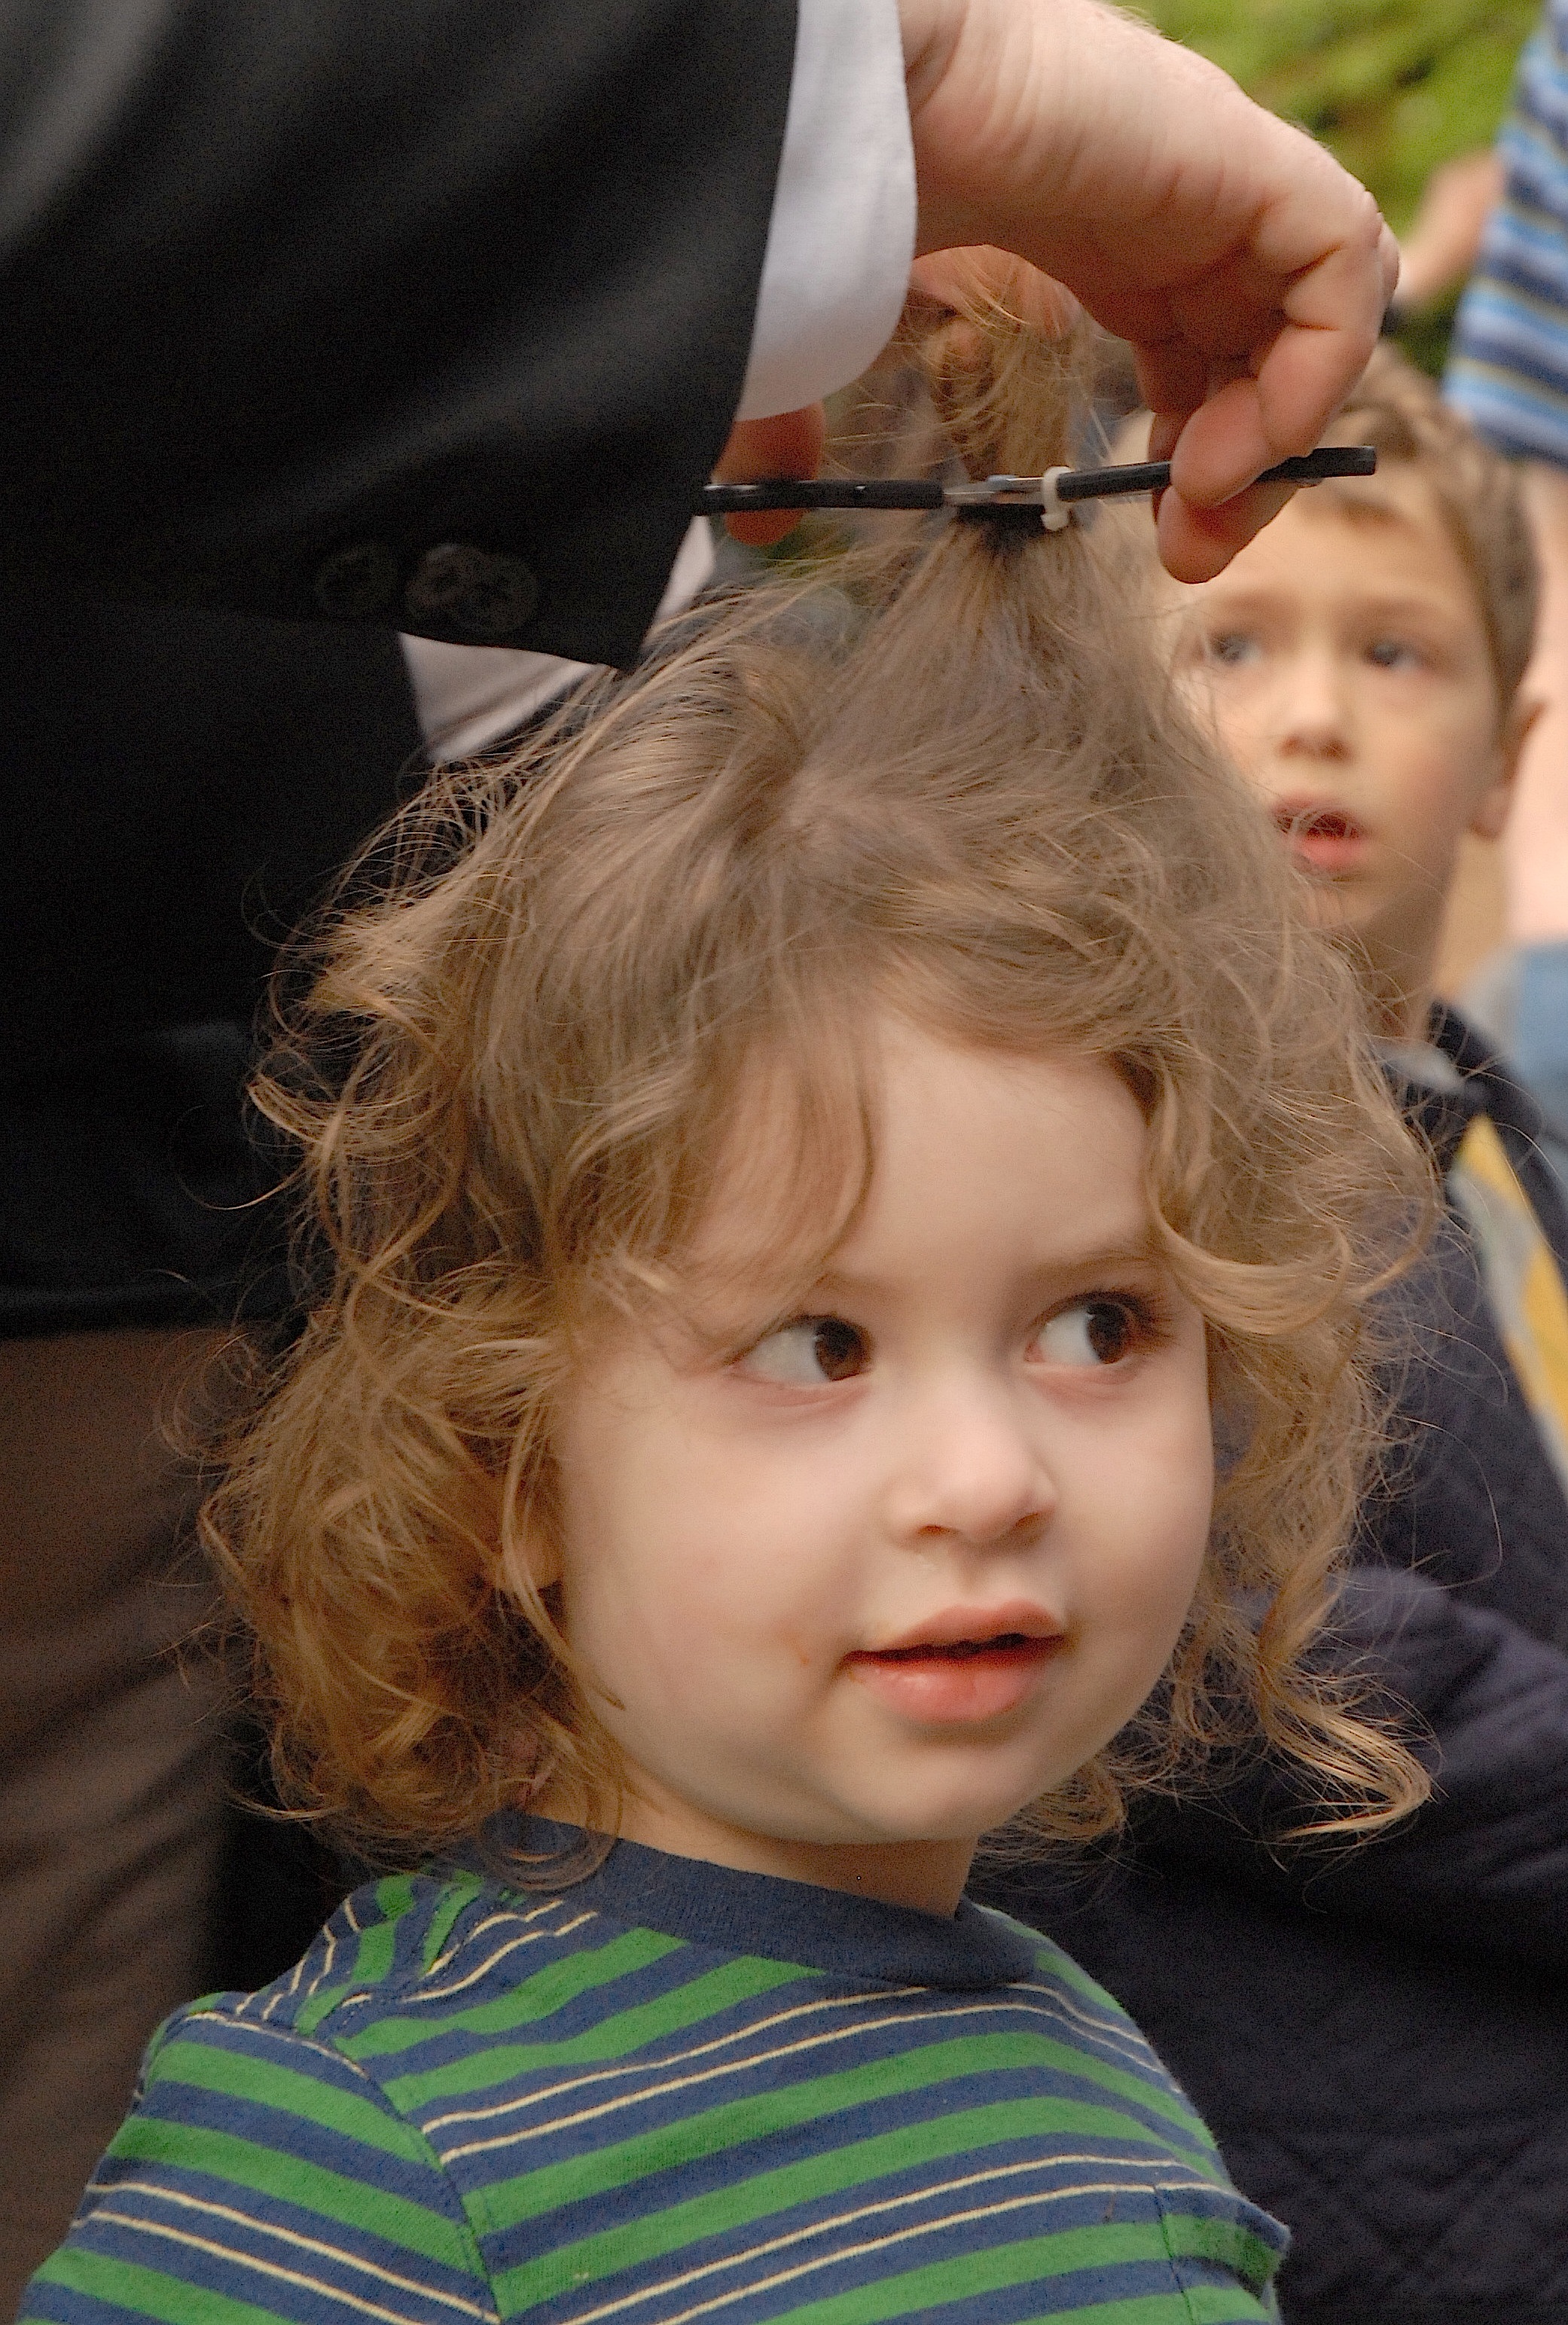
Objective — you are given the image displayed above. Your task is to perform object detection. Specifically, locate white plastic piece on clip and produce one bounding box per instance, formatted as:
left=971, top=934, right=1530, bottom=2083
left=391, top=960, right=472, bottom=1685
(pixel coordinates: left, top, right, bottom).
left=1039, top=467, right=1073, bottom=532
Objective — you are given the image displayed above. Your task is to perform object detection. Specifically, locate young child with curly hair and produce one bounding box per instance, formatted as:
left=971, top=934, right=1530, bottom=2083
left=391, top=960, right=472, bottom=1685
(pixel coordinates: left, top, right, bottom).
left=20, top=308, right=1426, bottom=2325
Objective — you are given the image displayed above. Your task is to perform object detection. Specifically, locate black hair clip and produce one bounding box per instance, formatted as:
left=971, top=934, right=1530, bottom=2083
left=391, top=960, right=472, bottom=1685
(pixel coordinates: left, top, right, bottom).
left=698, top=445, right=1376, bottom=523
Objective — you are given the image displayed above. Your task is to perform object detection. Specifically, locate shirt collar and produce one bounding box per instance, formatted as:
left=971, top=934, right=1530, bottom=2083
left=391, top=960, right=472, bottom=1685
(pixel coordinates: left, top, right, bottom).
left=461, top=1814, right=1042, bottom=1991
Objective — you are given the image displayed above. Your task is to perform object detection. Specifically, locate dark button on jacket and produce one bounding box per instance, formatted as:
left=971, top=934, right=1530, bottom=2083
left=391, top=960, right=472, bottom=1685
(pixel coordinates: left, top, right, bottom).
left=313, top=543, right=401, bottom=621
left=403, top=543, right=539, bottom=642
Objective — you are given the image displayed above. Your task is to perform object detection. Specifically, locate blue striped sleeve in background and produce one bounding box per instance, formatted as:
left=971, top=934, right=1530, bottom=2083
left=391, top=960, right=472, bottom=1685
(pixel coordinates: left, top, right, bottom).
left=1449, top=0, right=1568, bottom=463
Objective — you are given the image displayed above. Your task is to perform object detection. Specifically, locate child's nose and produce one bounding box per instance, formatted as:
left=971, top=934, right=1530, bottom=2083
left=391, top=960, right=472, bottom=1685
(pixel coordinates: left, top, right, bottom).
left=1274, top=651, right=1352, bottom=758
left=887, top=1375, right=1054, bottom=1549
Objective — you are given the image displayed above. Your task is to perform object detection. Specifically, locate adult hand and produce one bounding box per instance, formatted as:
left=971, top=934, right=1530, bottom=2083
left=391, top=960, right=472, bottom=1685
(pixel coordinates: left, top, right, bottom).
left=899, top=0, right=1397, bottom=579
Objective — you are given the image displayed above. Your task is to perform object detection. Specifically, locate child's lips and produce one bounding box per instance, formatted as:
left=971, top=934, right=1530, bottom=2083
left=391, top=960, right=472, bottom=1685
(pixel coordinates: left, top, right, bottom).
left=1274, top=802, right=1367, bottom=875
left=845, top=1614, right=1064, bottom=1725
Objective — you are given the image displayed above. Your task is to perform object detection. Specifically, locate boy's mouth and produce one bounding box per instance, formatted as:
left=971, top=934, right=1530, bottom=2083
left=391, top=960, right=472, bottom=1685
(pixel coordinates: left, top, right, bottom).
left=846, top=1606, right=1063, bottom=1724
left=1274, top=801, right=1366, bottom=875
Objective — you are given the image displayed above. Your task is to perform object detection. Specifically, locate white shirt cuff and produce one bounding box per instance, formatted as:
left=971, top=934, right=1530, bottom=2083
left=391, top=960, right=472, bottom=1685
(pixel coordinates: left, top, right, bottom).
left=735, top=0, right=915, bottom=420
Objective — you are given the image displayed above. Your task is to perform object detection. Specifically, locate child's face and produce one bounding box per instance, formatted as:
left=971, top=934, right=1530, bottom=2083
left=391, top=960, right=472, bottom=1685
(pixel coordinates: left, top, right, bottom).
left=526, top=1019, right=1213, bottom=1915
left=1170, top=468, right=1526, bottom=1021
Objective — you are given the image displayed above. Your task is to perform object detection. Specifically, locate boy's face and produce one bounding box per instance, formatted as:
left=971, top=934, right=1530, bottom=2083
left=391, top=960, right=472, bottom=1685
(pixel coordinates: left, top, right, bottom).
left=1169, top=466, right=1525, bottom=1018
left=525, top=1020, right=1213, bottom=1916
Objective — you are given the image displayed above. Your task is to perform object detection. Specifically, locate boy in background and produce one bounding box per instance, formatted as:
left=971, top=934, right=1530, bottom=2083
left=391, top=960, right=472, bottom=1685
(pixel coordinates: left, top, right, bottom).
left=1167, top=347, right=1568, bottom=1542
left=981, top=346, right=1568, bottom=2325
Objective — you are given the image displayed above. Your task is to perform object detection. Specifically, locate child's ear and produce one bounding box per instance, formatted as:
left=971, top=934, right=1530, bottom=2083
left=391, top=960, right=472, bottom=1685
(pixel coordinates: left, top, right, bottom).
left=1469, top=691, right=1542, bottom=842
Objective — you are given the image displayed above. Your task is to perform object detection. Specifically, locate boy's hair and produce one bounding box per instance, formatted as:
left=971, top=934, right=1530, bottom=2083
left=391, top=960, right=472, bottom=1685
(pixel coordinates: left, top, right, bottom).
left=1319, top=343, right=1539, bottom=706
left=205, top=305, right=1430, bottom=1867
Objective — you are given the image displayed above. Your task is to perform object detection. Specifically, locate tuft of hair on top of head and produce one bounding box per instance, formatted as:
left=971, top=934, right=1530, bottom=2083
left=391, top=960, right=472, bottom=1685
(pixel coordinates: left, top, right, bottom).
left=201, top=285, right=1433, bottom=1876
left=906, top=256, right=1093, bottom=491
left=1313, top=343, right=1539, bottom=706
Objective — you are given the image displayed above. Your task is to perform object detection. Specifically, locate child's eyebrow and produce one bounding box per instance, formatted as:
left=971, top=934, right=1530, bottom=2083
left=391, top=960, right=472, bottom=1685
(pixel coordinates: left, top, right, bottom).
left=1185, top=578, right=1289, bottom=616
left=1197, top=579, right=1460, bottom=626
left=1344, top=596, right=1478, bottom=634
left=810, top=1240, right=1165, bottom=1301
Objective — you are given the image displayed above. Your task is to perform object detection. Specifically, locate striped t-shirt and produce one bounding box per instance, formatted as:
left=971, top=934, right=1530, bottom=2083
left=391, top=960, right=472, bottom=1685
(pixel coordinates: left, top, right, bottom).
left=22, top=1819, right=1286, bottom=2325
left=1448, top=1, right=1568, bottom=462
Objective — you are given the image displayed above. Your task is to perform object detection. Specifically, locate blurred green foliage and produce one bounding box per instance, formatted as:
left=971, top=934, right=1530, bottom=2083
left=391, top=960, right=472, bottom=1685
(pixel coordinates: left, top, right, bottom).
left=1142, top=1, right=1536, bottom=231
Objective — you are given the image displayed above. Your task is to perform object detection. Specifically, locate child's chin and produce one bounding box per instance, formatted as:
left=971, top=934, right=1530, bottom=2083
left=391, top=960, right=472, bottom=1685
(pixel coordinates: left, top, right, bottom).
left=837, top=1788, right=1048, bottom=1851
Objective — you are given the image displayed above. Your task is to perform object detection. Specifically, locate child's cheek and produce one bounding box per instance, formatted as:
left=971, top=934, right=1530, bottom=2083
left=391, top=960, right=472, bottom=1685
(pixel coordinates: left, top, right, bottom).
left=1076, top=1365, right=1213, bottom=1610
left=585, top=1523, right=799, bottom=1703
left=1113, top=1433, right=1213, bottom=1664
left=660, top=1544, right=829, bottom=1690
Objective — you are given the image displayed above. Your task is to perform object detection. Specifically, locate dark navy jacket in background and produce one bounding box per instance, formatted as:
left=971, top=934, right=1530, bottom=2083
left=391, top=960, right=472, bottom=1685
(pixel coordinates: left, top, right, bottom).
left=978, top=1008, right=1568, bottom=2325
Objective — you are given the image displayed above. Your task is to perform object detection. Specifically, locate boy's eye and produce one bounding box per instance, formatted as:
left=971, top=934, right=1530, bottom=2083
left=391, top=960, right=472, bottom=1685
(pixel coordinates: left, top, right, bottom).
left=1203, top=630, right=1259, bottom=670
left=741, top=1316, right=869, bottom=1387
left=1366, top=637, right=1420, bottom=671
left=1030, top=1298, right=1143, bottom=1369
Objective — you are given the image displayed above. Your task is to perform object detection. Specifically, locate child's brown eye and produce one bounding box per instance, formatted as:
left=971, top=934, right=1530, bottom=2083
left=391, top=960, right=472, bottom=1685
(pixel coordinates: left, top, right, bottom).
left=742, top=1315, right=869, bottom=1386
left=1032, top=1298, right=1141, bottom=1368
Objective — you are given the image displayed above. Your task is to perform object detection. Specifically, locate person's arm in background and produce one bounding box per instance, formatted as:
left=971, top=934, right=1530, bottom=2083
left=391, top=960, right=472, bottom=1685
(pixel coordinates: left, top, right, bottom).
left=0, top=0, right=809, bottom=667
left=1447, top=5, right=1568, bottom=1130
left=1389, top=148, right=1504, bottom=315
left=1504, top=459, right=1568, bottom=1134
left=0, top=0, right=1393, bottom=667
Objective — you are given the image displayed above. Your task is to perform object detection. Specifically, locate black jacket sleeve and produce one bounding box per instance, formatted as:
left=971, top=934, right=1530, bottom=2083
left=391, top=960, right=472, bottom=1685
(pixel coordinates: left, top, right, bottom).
left=1117, top=1567, right=1568, bottom=1973
left=0, top=1, right=797, bottom=664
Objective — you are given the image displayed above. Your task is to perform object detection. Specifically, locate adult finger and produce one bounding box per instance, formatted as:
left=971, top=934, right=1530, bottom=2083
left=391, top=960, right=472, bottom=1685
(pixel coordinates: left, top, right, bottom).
left=1142, top=397, right=1302, bottom=582
left=713, top=406, right=828, bottom=547
left=1141, top=218, right=1393, bottom=576
left=1153, top=221, right=1397, bottom=514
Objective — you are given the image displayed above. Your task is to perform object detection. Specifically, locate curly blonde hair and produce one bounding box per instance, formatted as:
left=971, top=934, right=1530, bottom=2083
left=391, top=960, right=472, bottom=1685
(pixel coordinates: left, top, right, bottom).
left=205, top=307, right=1431, bottom=1868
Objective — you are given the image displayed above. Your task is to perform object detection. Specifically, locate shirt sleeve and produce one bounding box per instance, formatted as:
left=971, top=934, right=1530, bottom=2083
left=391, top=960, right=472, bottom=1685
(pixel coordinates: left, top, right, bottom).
left=17, top=2003, right=498, bottom=2325
left=402, top=517, right=718, bottom=760
left=0, top=0, right=798, bottom=664
left=737, top=0, right=916, bottom=419
left=1448, top=0, right=1568, bottom=465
